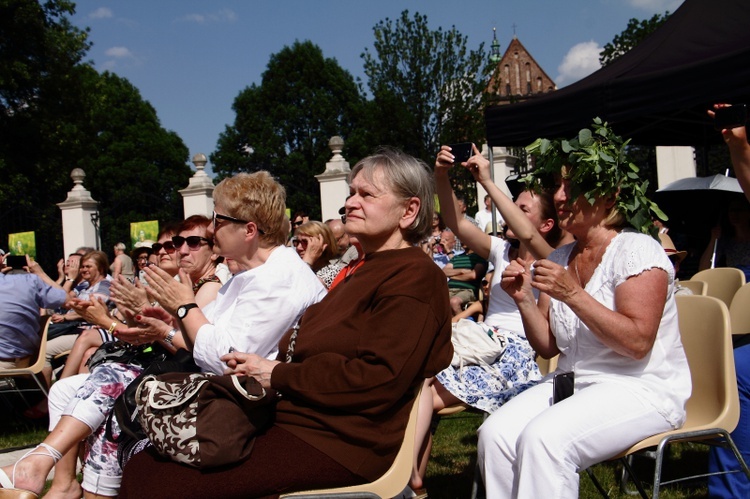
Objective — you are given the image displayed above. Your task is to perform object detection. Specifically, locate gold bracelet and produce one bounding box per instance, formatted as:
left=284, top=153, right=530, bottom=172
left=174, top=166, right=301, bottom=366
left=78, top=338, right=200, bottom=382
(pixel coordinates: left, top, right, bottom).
left=107, top=321, right=118, bottom=335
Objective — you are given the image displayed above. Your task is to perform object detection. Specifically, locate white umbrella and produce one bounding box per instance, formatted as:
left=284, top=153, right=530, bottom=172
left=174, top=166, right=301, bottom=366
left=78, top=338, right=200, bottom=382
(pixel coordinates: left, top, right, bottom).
left=656, top=174, right=744, bottom=268
left=656, top=174, right=742, bottom=194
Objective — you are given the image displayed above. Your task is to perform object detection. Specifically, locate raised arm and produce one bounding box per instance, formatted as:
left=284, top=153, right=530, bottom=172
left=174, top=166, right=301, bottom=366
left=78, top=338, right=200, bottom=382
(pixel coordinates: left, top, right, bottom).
left=709, top=104, right=750, bottom=202
left=434, top=146, right=492, bottom=259
left=463, top=145, right=555, bottom=260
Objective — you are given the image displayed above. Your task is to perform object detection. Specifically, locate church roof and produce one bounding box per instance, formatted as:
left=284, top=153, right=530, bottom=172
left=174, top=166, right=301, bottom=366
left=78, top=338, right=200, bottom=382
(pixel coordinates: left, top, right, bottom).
left=487, top=36, right=556, bottom=104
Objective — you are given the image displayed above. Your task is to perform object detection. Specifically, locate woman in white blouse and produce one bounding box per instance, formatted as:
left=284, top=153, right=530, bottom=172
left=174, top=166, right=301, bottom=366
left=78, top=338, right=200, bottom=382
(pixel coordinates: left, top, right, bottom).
left=479, top=122, right=691, bottom=498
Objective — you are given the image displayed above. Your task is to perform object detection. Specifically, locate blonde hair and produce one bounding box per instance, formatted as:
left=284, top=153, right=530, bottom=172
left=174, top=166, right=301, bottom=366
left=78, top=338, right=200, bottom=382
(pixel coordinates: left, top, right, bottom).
left=296, top=221, right=338, bottom=262
left=213, top=171, right=287, bottom=246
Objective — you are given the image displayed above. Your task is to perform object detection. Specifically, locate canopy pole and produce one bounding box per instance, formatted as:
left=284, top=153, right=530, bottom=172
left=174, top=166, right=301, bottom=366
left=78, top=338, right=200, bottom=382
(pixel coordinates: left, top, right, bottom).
left=488, top=146, right=498, bottom=237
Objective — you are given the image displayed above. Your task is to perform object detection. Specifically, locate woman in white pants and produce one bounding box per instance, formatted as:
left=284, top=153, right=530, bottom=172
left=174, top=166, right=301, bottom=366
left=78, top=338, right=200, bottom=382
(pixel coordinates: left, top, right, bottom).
left=479, top=121, right=691, bottom=498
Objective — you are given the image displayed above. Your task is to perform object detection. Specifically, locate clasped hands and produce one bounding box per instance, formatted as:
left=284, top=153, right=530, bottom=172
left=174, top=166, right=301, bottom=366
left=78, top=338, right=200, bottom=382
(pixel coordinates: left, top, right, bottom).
left=221, top=351, right=280, bottom=390
left=502, top=257, right=581, bottom=303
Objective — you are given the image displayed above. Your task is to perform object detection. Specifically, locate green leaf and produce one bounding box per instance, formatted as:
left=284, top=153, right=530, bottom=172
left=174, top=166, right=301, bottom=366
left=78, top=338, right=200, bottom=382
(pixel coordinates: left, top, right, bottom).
left=578, top=128, right=593, bottom=146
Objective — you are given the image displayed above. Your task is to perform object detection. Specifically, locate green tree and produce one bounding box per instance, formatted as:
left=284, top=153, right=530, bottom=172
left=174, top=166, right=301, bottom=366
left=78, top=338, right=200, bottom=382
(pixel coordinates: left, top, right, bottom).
left=0, top=1, right=191, bottom=269
left=599, top=13, right=669, bottom=66
left=74, top=68, right=192, bottom=253
left=0, top=0, right=89, bottom=115
left=361, top=10, right=494, bottom=208
left=211, top=41, right=367, bottom=218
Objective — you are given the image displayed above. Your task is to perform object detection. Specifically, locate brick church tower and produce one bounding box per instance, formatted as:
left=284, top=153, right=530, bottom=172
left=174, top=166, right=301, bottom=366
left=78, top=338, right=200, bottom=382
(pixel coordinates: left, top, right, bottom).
left=486, top=28, right=556, bottom=105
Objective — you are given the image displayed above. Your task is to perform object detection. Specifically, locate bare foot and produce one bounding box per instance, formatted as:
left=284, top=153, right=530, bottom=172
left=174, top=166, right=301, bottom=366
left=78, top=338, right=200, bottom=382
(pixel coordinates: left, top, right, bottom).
left=0, top=456, right=47, bottom=496
left=44, top=479, right=83, bottom=499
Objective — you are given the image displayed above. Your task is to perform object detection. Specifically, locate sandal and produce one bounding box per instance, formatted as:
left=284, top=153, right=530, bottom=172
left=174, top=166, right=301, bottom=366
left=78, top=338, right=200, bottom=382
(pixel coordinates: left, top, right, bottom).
left=0, top=443, right=63, bottom=499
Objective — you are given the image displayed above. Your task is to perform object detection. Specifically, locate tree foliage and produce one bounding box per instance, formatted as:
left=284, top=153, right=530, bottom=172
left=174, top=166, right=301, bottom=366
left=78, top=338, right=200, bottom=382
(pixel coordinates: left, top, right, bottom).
left=361, top=10, right=494, bottom=208
left=74, top=69, right=192, bottom=253
left=0, top=0, right=190, bottom=270
left=211, top=41, right=367, bottom=218
left=599, top=13, right=669, bottom=66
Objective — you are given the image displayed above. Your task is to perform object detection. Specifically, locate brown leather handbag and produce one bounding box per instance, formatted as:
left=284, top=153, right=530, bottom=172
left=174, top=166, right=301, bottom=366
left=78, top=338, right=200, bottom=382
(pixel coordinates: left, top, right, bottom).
left=136, top=371, right=276, bottom=469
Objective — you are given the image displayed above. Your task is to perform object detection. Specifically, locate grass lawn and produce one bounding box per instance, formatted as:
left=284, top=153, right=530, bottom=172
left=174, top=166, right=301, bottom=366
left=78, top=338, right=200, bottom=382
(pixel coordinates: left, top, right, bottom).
left=0, top=393, right=713, bottom=498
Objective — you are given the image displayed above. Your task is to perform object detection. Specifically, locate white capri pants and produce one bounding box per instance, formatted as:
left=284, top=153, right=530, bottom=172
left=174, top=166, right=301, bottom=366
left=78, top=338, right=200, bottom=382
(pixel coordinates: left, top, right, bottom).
left=477, top=377, right=674, bottom=498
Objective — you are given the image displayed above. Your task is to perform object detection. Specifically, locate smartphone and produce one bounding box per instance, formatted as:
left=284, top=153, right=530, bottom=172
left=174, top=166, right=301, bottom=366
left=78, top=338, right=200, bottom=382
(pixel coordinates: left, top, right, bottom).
left=714, top=104, right=747, bottom=131
left=447, top=143, right=473, bottom=165
left=553, top=371, right=574, bottom=404
left=5, top=255, right=26, bottom=269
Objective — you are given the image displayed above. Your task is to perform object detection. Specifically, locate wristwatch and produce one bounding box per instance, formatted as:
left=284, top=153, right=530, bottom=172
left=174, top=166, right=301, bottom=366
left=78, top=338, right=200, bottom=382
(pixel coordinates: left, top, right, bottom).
left=176, top=303, right=199, bottom=320
left=164, top=328, right=177, bottom=345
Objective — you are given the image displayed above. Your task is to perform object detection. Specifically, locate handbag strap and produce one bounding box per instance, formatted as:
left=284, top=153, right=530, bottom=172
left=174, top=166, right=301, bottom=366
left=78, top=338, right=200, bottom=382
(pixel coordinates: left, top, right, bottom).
left=284, top=324, right=300, bottom=364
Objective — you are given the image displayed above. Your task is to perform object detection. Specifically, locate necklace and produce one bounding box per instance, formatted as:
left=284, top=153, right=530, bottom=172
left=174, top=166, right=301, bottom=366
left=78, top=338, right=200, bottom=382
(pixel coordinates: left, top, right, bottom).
left=573, top=232, right=614, bottom=287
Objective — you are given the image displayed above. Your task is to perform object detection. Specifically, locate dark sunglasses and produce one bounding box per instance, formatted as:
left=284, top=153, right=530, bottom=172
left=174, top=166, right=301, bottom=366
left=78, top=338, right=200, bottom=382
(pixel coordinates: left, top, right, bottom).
left=213, top=210, right=247, bottom=226
left=292, top=220, right=304, bottom=227
left=151, top=241, right=176, bottom=254
left=172, top=235, right=212, bottom=250
left=212, top=210, right=265, bottom=235
left=291, top=237, right=308, bottom=247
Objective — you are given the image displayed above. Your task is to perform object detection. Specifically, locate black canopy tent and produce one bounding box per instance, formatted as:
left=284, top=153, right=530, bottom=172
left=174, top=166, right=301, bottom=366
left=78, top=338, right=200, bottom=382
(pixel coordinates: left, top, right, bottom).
left=484, top=0, right=750, bottom=148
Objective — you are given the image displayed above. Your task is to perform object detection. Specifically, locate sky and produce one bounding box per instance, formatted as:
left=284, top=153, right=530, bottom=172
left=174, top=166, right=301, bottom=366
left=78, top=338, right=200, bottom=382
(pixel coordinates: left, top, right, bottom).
left=69, top=0, right=684, bottom=176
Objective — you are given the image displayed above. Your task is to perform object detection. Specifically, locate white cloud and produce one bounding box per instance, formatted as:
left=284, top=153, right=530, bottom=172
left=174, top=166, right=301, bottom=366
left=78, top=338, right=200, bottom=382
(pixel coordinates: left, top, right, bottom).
left=102, top=47, right=140, bottom=70
left=105, top=46, right=134, bottom=59
left=627, top=0, right=683, bottom=12
left=88, top=7, right=113, bottom=20
left=555, top=41, right=602, bottom=87
left=177, top=9, right=237, bottom=24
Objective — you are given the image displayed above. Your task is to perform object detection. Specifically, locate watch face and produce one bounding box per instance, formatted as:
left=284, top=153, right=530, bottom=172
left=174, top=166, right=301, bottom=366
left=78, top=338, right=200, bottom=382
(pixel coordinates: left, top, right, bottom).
left=177, top=304, right=196, bottom=319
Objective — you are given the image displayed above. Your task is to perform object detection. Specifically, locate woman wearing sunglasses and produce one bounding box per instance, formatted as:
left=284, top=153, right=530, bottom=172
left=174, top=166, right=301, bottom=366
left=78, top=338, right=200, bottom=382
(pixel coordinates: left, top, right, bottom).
left=0, top=172, right=327, bottom=499
left=35, top=224, right=187, bottom=499
left=171, top=215, right=229, bottom=309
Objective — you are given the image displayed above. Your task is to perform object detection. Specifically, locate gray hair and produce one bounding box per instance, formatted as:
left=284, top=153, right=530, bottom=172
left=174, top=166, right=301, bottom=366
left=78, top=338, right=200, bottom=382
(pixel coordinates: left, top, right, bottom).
left=349, top=148, right=435, bottom=245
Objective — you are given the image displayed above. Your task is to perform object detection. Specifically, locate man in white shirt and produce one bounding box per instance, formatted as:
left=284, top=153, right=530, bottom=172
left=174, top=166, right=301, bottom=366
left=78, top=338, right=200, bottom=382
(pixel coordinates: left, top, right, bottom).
left=475, top=194, right=504, bottom=233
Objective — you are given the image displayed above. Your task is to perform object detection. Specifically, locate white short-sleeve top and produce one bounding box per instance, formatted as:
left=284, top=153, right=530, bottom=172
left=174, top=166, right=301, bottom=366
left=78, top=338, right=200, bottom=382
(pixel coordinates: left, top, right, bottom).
left=547, top=229, right=691, bottom=428
left=485, top=236, right=539, bottom=335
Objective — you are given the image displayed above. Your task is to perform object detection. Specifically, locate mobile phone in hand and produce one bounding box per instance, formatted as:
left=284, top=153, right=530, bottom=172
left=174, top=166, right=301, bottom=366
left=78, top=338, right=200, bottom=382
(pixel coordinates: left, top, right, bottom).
left=553, top=371, right=574, bottom=404
left=714, top=104, right=747, bottom=131
left=5, top=255, right=26, bottom=269
left=447, top=143, right=473, bottom=165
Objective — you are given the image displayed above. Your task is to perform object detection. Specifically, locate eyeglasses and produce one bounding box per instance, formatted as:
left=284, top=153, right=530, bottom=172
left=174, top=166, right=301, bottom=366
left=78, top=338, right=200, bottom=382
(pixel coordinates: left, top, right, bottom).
left=213, top=210, right=266, bottom=235
left=292, top=220, right=304, bottom=227
left=151, top=241, right=176, bottom=254
left=172, top=235, right=212, bottom=250
left=291, top=237, right=308, bottom=248
left=136, top=256, right=149, bottom=262
left=213, top=210, right=247, bottom=227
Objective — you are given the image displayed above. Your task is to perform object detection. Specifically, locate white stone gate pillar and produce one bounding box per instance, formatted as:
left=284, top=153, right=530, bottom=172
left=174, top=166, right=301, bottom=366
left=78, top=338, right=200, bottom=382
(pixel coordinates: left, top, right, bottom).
left=179, top=153, right=215, bottom=218
left=316, top=136, right=351, bottom=222
left=57, top=168, right=100, bottom=256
